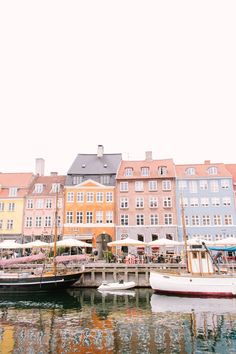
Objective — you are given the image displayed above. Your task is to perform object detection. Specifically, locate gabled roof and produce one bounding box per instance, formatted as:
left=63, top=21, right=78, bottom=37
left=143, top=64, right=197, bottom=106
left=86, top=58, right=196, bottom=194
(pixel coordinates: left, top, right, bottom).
left=116, top=159, right=176, bottom=179
left=27, top=175, right=66, bottom=196
left=67, top=153, right=122, bottom=175
left=0, top=173, right=35, bottom=198
left=225, top=164, right=236, bottom=183
left=176, top=162, right=232, bottom=179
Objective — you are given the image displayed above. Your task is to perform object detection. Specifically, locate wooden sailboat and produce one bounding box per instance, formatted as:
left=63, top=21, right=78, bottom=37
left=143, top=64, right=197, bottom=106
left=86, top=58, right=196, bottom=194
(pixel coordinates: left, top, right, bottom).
left=149, top=202, right=236, bottom=297
left=0, top=188, right=84, bottom=293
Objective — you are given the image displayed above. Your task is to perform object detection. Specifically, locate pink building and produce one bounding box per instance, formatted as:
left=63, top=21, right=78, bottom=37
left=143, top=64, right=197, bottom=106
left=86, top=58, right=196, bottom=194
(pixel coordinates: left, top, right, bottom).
left=116, top=152, right=178, bottom=243
left=23, top=174, right=66, bottom=242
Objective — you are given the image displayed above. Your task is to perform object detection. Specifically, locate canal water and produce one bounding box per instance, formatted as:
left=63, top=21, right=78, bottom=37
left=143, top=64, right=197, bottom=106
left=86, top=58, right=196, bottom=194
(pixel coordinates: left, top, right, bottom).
left=0, top=288, right=236, bottom=353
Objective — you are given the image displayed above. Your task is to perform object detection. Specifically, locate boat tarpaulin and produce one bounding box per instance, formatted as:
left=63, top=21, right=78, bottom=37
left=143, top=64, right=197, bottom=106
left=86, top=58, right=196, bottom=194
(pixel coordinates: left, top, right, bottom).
left=208, top=246, right=236, bottom=252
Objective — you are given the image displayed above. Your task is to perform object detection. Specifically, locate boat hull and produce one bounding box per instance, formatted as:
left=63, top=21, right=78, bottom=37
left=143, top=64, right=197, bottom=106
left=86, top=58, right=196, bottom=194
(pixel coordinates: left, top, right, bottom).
left=0, top=272, right=83, bottom=293
left=150, top=271, right=236, bottom=298
left=97, top=281, right=136, bottom=291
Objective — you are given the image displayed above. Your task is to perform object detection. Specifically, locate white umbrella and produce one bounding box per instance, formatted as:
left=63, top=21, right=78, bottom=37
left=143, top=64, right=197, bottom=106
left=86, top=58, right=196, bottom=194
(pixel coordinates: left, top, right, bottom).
left=0, top=240, right=23, bottom=249
left=213, top=237, right=236, bottom=246
left=107, top=237, right=147, bottom=247
left=21, top=240, right=51, bottom=248
left=178, top=238, right=214, bottom=246
left=51, top=238, right=92, bottom=248
left=148, top=238, right=181, bottom=247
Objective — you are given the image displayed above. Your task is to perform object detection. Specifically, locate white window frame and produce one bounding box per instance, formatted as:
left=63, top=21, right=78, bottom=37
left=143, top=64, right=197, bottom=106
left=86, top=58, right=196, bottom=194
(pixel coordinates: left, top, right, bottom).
left=120, top=182, right=128, bottom=192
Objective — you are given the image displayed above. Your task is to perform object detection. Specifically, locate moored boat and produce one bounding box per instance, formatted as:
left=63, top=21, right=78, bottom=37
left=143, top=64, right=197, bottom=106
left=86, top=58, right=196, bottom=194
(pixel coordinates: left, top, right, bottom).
left=97, top=280, right=136, bottom=291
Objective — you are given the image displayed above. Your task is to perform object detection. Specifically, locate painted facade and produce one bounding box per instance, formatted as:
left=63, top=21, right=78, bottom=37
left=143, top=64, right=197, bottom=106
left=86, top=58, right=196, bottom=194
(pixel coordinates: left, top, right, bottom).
left=116, top=153, right=178, bottom=243
left=0, top=173, right=35, bottom=241
left=23, top=174, right=66, bottom=242
left=176, top=161, right=236, bottom=241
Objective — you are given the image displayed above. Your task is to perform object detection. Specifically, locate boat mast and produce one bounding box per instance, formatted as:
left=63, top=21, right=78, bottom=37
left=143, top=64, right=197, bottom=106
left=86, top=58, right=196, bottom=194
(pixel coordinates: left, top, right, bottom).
left=181, top=196, right=189, bottom=272
left=53, top=186, right=59, bottom=275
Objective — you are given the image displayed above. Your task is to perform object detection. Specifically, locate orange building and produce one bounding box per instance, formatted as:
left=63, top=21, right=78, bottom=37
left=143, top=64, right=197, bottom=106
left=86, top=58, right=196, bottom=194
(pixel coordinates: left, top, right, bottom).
left=63, top=179, right=116, bottom=258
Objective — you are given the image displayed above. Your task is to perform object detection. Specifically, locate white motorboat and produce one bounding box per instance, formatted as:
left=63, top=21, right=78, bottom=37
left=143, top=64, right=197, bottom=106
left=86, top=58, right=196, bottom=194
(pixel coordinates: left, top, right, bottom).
left=98, top=289, right=136, bottom=297
left=150, top=242, right=236, bottom=298
left=97, top=280, right=136, bottom=291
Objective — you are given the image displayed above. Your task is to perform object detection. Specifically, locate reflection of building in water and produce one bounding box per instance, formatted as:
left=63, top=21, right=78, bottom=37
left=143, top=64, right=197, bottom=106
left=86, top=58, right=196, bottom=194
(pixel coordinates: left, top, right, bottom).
left=0, top=290, right=236, bottom=353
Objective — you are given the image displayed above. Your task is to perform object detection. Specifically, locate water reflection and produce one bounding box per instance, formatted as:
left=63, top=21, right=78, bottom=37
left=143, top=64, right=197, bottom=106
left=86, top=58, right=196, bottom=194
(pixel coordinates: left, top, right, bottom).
left=0, top=289, right=235, bottom=353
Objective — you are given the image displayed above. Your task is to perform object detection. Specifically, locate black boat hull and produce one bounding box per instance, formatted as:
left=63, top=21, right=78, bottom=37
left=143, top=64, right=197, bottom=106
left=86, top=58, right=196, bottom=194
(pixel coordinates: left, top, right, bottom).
left=0, top=272, right=82, bottom=293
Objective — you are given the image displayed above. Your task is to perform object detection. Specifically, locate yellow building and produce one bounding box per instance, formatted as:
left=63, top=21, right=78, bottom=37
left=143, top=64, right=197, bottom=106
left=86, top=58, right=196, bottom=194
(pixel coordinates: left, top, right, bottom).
left=0, top=173, right=35, bottom=241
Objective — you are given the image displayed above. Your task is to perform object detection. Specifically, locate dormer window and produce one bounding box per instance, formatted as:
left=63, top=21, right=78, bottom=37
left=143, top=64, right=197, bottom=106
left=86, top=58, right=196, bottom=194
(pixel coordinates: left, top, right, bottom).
left=51, top=183, right=60, bottom=193
left=34, top=183, right=43, bottom=193
left=141, top=167, right=149, bottom=176
left=158, top=166, right=167, bottom=176
left=208, top=166, right=218, bottom=175
left=124, top=168, right=133, bottom=177
left=186, top=167, right=196, bottom=176
left=73, top=176, right=83, bottom=185
left=9, top=187, right=17, bottom=197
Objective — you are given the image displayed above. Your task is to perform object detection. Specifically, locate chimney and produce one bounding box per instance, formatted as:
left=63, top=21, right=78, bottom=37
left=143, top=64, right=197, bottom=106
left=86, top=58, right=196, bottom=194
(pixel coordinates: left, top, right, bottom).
left=145, top=151, right=152, bottom=160
left=204, top=160, right=211, bottom=164
left=35, top=158, right=45, bottom=176
left=97, top=145, right=104, bottom=158
left=50, top=172, right=58, bottom=176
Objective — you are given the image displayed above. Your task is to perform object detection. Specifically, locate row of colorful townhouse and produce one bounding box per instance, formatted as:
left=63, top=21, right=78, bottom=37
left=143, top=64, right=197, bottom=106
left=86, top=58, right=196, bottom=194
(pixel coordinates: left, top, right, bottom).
left=1, top=145, right=236, bottom=257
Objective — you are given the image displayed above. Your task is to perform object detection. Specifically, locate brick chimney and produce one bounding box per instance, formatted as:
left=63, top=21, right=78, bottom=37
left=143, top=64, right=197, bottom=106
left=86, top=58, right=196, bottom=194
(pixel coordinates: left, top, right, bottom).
left=35, top=158, right=45, bottom=176
left=145, top=151, right=152, bottom=160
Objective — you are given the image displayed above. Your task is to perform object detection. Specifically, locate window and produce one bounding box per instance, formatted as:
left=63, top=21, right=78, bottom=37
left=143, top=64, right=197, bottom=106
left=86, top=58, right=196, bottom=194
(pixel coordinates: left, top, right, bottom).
left=162, top=180, right=171, bottom=191
left=164, top=213, right=173, bottom=225
left=120, top=197, right=129, bottom=208
left=67, top=192, right=74, bottom=202
left=76, top=211, right=83, bottom=223
left=57, top=216, right=61, bottom=227
left=0, top=220, right=3, bottom=229
left=185, top=215, right=189, bottom=226
left=213, top=215, right=221, bottom=225
left=86, top=211, right=93, bottom=223
left=35, top=216, right=42, bottom=227
left=199, top=180, right=208, bottom=190
left=138, top=234, right=144, bottom=242
left=96, top=211, right=103, bottom=223
left=8, top=203, right=15, bottom=211
left=120, top=214, right=129, bottom=225
left=210, top=180, right=219, bottom=193
left=178, top=181, right=187, bottom=190
left=135, top=181, right=144, bottom=192
left=149, top=196, right=158, bottom=208
left=26, top=199, right=33, bottom=209
left=100, top=175, right=110, bottom=185
left=124, top=168, right=133, bottom=176
left=51, top=183, right=60, bottom=193
left=190, top=198, right=199, bottom=207
left=45, top=199, right=52, bottom=209
left=202, top=215, right=211, bottom=226
left=86, top=192, right=94, bottom=203
left=9, top=187, right=17, bottom=197
left=77, top=192, right=84, bottom=203
left=0, top=202, right=4, bottom=211
left=180, top=198, right=188, bottom=207
left=72, top=176, right=83, bottom=185
left=150, top=214, right=159, bottom=225
left=201, top=198, right=209, bottom=207
left=158, top=166, right=167, bottom=176
left=106, top=192, right=113, bottom=202
left=44, top=216, right=52, bottom=227
left=221, top=179, right=230, bottom=189
left=208, top=166, right=218, bottom=175
left=96, top=192, right=103, bottom=202
left=192, top=215, right=200, bottom=226
left=224, top=215, right=233, bottom=225
left=7, top=219, right=13, bottom=229
left=57, top=198, right=62, bottom=209
left=223, top=197, right=231, bottom=206
left=163, top=197, right=172, bottom=208
left=148, top=180, right=157, bottom=191
left=141, top=167, right=149, bottom=176
left=186, top=167, right=196, bottom=175
left=136, top=214, right=144, bottom=225
left=66, top=211, right=73, bottom=224
left=120, top=182, right=128, bottom=192
left=36, top=199, right=44, bottom=209
left=211, top=197, right=220, bottom=206
left=152, top=234, right=158, bottom=241
left=189, top=181, right=198, bottom=193
left=106, top=211, right=113, bottom=223
left=25, top=216, right=32, bottom=228
left=34, top=184, right=43, bottom=193
left=136, top=197, right=144, bottom=208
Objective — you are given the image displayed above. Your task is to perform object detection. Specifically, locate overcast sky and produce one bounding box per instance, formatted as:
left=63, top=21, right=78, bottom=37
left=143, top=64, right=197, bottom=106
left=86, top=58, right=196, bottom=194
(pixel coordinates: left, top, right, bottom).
left=0, top=1, right=235, bottom=175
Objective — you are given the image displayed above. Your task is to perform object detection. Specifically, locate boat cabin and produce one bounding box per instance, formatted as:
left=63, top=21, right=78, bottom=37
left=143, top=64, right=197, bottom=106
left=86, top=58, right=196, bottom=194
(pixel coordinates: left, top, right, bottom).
left=187, top=244, right=215, bottom=275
